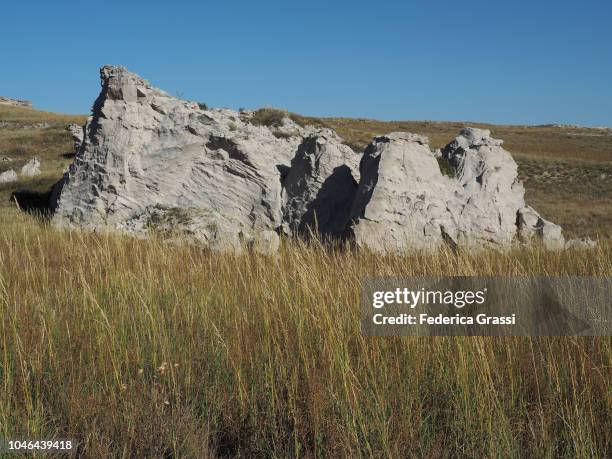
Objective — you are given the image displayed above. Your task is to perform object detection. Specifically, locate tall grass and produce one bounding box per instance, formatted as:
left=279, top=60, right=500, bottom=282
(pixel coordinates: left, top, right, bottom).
left=0, top=209, right=610, bottom=457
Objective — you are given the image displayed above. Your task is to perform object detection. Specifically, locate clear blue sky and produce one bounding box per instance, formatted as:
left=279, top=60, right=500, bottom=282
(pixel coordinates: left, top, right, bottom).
left=1, top=0, right=611, bottom=126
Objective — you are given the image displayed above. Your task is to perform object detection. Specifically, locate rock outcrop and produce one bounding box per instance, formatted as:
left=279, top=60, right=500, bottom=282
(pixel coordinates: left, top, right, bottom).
left=51, top=66, right=567, bottom=253
left=67, top=124, right=84, bottom=153
left=565, top=237, right=597, bottom=250
left=348, top=128, right=564, bottom=252
left=52, top=66, right=345, bottom=253
left=517, top=206, right=565, bottom=250
left=281, top=132, right=359, bottom=238
left=349, top=132, right=460, bottom=252
left=442, top=128, right=527, bottom=247
left=0, top=169, right=18, bottom=183
left=20, top=157, right=41, bottom=177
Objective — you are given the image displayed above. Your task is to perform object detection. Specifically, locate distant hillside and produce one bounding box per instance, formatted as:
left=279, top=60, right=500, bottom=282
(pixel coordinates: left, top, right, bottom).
left=0, top=96, right=32, bottom=108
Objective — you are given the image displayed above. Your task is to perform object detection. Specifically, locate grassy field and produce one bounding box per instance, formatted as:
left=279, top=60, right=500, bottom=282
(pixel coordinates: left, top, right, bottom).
left=0, top=105, right=611, bottom=456
left=0, top=209, right=610, bottom=457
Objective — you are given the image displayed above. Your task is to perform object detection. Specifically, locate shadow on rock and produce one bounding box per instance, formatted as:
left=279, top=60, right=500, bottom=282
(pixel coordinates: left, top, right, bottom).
left=10, top=189, right=54, bottom=220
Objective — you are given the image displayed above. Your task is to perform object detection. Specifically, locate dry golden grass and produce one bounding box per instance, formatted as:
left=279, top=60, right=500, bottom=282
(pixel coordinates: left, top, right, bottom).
left=0, top=209, right=610, bottom=457
left=0, top=104, right=85, bottom=125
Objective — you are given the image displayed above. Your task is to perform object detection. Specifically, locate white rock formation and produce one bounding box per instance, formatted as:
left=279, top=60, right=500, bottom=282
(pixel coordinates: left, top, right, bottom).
left=565, top=237, right=597, bottom=250
left=348, top=128, right=565, bottom=252
left=281, top=132, right=359, bottom=238
left=52, top=66, right=566, bottom=253
left=517, top=206, right=565, bottom=249
left=52, top=66, right=337, bottom=253
left=442, top=128, right=527, bottom=247
left=20, top=157, right=41, bottom=177
left=349, top=132, right=461, bottom=252
left=0, top=169, right=18, bottom=183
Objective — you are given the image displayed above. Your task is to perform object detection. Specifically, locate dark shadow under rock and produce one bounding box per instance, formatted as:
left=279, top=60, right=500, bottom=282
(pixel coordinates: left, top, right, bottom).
left=10, top=188, right=54, bottom=219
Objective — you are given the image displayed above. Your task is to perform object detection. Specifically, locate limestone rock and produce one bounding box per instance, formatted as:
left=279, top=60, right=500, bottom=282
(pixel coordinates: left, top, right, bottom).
left=349, top=128, right=565, bottom=252
left=51, top=66, right=327, bottom=251
left=349, top=132, right=461, bottom=252
left=281, top=133, right=359, bottom=238
left=20, top=157, right=41, bottom=177
left=516, top=206, right=540, bottom=242
left=67, top=123, right=84, bottom=153
left=0, top=169, right=18, bottom=183
left=51, top=66, right=566, bottom=254
left=565, top=237, right=597, bottom=250
left=517, top=206, right=565, bottom=250
left=442, top=128, right=526, bottom=247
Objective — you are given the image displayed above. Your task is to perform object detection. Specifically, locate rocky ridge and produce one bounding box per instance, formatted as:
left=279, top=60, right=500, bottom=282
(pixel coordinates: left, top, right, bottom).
left=51, top=66, right=569, bottom=253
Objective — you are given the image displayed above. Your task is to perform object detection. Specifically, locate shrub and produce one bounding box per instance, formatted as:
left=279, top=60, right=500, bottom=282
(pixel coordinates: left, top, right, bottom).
left=197, top=102, right=208, bottom=110
left=342, top=141, right=365, bottom=153
left=437, top=156, right=455, bottom=177
left=250, top=108, right=327, bottom=130
left=250, top=108, right=287, bottom=128
left=271, top=130, right=294, bottom=139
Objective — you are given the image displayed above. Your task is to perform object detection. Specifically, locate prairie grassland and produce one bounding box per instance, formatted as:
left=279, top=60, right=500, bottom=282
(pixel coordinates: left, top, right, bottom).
left=316, top=117, right=612, bottom=163
left=0, top=209, right=610, bottom=457
left=0, top=105, right=86, bottom=210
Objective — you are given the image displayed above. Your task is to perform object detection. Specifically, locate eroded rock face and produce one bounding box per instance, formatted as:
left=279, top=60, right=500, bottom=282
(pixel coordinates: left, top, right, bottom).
left=52, top=66, right=330, bottom=253
left=67, top=124, right=84, bottom=154
left=348, top=129, right=565, bottom=252
left=517, top=206, right=565, bottom=249
left=281, top=132, right=359, bottom=238
left=442, top=128, right=526, bottom=247
left=349, top=132, right=462, bottom=252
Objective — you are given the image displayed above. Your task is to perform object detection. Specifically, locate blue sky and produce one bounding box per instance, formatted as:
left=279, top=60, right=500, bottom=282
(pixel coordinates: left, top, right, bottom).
left=1, top=0, right=611, bottom=126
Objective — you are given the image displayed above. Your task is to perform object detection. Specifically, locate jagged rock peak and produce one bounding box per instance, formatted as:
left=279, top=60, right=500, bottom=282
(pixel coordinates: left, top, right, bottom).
left=98, top=65, right=168, bottom=102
